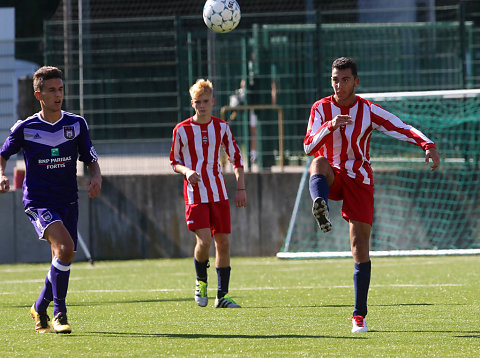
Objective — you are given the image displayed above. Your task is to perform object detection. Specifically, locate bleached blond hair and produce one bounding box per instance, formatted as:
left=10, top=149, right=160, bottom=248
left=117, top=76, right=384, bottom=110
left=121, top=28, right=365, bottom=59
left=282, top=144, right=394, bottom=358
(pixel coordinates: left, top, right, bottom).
left=189, top=79, right=213, bottom=99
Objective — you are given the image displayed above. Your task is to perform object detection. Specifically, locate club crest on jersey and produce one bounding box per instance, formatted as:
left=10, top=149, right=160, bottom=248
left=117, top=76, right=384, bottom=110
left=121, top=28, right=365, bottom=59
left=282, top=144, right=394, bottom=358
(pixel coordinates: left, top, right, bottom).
left=41, top=211, right=53, bottom=222
left=202, top=135, right=208, bottom=144
left=63, top=126, right=75, bottom=139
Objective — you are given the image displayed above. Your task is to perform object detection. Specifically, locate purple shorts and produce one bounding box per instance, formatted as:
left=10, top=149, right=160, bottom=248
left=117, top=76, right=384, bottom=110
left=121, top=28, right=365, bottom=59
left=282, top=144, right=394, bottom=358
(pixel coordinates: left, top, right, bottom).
left=24, top=203, right=79, bottom=251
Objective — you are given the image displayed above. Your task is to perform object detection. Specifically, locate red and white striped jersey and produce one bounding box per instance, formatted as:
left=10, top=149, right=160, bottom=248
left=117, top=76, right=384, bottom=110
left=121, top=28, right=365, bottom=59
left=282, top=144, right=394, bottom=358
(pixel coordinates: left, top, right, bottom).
left=304, top=95, right=436, bottom=186
left=170, top=116, right=243, bottom=204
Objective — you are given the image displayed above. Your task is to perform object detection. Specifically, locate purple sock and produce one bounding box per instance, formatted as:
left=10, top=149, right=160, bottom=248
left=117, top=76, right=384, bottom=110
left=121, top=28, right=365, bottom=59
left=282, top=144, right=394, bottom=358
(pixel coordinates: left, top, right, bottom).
left=309, top=174, right=329, bottom=205
left=35, top=270, right=53, bottom=313
left=194, top=258, right=209, bottom=283
left=216, top=266, right=231, bottom=298
left=353, top=260, right=371, bottom=317
left=50, top=257, right=71, bottom=316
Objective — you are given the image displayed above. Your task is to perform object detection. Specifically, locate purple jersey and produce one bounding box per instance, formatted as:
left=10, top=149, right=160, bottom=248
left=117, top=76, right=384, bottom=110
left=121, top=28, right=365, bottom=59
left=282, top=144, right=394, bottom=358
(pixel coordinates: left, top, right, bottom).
left=0, top=111, right=98, bottom=207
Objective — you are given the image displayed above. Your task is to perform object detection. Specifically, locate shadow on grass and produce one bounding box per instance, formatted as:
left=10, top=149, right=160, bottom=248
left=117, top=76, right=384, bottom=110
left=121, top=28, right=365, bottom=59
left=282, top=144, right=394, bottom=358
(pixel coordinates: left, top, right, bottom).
left=9, top=297, right=192, bottom=309
left=11, top=301, right=466, bottom=310
left=373, top=330, right=480, bottom=336
left=318, top=302, right=469, bottom=308
left=224, top=302, right=444, bottom=309
left=454, top=334, right=480, bottom=338
left=82, top=331, right=367, bottom=340
left=69, top=297, right=192, bottom=306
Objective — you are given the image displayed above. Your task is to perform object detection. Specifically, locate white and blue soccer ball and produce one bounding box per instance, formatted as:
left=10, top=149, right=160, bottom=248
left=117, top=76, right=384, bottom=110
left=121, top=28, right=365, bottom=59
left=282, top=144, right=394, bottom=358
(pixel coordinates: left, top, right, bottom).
left=203, top=0, right=241, bottom=33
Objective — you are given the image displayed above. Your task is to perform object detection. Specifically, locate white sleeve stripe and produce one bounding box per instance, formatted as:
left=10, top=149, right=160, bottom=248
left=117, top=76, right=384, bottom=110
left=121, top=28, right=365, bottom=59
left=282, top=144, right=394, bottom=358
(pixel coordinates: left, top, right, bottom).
left=90, top=146, right=98, bottom=161
left=304, top=126, right=330, bottom=154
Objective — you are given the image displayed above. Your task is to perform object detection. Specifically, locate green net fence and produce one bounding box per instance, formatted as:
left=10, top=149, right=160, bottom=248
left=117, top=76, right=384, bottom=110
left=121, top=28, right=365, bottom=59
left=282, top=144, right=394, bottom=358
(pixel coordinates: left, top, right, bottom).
left=279, top=90, right=480, bottom=256
left=38, top=4, right=480, bottom=174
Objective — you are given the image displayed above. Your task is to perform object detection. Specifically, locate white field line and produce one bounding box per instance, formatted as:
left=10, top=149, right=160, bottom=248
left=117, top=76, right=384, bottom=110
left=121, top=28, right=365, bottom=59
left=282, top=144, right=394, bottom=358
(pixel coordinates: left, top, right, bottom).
left=0, top=283, right=464, bottom=295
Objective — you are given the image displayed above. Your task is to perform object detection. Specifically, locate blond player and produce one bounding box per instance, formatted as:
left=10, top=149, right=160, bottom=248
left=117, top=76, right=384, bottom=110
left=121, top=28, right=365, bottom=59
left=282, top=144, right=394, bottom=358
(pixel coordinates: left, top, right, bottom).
left=170, top=79, right=246, bottom=308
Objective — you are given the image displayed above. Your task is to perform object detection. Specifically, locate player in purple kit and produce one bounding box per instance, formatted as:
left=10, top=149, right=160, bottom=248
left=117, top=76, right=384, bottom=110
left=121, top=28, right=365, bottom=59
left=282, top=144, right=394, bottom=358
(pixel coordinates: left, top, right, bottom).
left=0, top=66, right=102, bottom=334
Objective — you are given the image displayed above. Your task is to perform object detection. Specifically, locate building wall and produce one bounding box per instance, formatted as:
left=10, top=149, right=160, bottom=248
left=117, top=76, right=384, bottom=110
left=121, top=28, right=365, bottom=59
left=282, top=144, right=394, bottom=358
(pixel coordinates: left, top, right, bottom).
left=0, top=8, right=15, bottom=165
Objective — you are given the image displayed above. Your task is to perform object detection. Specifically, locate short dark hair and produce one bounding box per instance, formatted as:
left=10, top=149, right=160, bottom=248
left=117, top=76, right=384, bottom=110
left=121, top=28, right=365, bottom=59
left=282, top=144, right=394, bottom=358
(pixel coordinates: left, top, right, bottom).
left=332, top=57, right=358, bottom=77
left=33, top=66, right=63, bottom=92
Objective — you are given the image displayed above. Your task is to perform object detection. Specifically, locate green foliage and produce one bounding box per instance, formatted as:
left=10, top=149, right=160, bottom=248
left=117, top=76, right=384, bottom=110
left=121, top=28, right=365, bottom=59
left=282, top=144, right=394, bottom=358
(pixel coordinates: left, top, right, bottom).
left=0, top=256, right=479, bottom=357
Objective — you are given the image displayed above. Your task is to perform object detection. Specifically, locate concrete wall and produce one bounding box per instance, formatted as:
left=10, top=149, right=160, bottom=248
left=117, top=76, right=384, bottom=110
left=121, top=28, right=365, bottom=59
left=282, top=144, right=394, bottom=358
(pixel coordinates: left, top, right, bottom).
left=87, top=173, right=299, bottom=260
left=2, top=170, right=478, bottom=264
left=0, top=190, right=90, bottom=264
left=0, top=173, right=299, bottom=263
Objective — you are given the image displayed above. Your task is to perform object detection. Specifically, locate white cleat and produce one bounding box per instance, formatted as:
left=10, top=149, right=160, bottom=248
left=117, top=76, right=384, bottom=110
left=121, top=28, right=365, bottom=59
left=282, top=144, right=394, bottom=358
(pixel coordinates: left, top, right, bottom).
left=351, top=315, right=368, bottom=333
left=195, top=280, right=208, bottom=307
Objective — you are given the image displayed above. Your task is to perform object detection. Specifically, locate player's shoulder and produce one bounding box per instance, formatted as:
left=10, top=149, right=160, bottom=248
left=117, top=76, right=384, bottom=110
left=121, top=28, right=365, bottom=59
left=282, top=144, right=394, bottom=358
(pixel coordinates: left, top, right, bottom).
left=59, top=111, right=91, bottom=131
left=311, top=95, right=334, bottom=109
left=62, top=110, right=82, bottom=119
left=62, top=111, right=87, bottom=123
left=10, top=112, right=41, bottom=132
left=173, top=117, right=194, bottom=130
left=356, top=95, right=383, bottom=110
left=211, top=116, right=228, bottom=125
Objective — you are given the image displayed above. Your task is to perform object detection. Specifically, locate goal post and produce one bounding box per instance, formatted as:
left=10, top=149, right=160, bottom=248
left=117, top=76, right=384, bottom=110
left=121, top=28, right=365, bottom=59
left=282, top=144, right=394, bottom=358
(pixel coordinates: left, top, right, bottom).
left=277, top=89, right=480, bottom=259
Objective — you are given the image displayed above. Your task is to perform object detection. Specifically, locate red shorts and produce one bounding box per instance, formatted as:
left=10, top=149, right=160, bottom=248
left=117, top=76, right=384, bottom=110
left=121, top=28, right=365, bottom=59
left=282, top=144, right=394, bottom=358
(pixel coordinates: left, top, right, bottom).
left=185, top=200, right=231, bottom=236
left=329, top=169, right=374, bottom=226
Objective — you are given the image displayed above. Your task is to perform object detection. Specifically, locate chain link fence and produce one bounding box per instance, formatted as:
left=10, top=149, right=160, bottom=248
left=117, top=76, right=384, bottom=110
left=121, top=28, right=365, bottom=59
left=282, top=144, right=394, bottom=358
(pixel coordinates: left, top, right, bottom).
left=7, top=3, right=480, bottom=173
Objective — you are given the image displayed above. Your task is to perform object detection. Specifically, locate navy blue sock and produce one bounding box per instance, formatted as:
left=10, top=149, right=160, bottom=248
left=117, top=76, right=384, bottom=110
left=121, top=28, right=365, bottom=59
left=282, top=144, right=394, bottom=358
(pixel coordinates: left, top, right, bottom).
left=35, top=270, right=53, bottom=314
left=216, top=266, right=231, bottom=299
left=194, top=258, right=209, bottom=282
left=353, top=260, right=371, bottom=317
left=309, top=174, right=329, bottom=205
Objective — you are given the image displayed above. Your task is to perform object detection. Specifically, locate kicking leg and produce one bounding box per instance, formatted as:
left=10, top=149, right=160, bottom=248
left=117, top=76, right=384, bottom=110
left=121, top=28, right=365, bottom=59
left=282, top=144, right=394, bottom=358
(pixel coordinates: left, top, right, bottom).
left=309, top=157, right=334, bottom=232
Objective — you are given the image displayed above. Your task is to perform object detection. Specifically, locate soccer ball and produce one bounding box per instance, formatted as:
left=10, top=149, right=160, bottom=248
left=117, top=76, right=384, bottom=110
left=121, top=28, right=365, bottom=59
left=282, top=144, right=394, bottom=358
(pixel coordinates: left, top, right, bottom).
left=203, top=0, right=241, bottom=33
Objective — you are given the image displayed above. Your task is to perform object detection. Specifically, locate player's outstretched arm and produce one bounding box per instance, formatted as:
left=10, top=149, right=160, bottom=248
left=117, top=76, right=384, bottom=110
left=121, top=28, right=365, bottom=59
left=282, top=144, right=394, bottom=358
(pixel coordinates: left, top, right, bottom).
left=425, top=148, right=440, bottom=171
left=0, top=156, right=10, bottom=193
left=86, top=161, right=102, bottom=198
left=234, top=167, right=246, bottom=208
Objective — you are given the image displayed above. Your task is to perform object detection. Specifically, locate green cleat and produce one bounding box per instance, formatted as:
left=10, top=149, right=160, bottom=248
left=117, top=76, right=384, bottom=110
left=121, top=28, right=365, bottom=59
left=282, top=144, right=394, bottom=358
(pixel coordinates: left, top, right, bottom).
left=214, top=294, right=241, bottom=308
left=195, top=280, right=208, bottom=307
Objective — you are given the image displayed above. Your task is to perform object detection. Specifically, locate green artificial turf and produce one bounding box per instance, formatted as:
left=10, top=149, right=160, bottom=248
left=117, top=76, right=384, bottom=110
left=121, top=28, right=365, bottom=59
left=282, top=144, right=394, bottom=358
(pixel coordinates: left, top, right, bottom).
left=0, top=256, right=478, bottom=357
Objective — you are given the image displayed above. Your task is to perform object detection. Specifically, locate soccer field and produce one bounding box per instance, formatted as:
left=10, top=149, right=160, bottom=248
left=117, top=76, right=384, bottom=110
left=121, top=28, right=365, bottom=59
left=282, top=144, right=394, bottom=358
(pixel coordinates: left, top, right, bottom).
left=1, top=256, right=479, bottom=357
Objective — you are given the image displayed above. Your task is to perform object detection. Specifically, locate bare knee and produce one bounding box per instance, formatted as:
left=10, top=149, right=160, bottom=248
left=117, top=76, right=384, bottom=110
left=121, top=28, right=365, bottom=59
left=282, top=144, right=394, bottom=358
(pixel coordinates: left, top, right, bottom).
left=215, top=235, right=230, bottom=255
left=45, top=224, right=76, bottom=264
left=194, top=229, right=213, bottom=261
left=310, top=157, right=334, bottom=182
left=350, top=239, right=369, bottom=263
left=54, top=242, right=76, bottom=264
left=196, top=236, right=212, bottom=251
left=214, top=234, right=231, bottom=267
